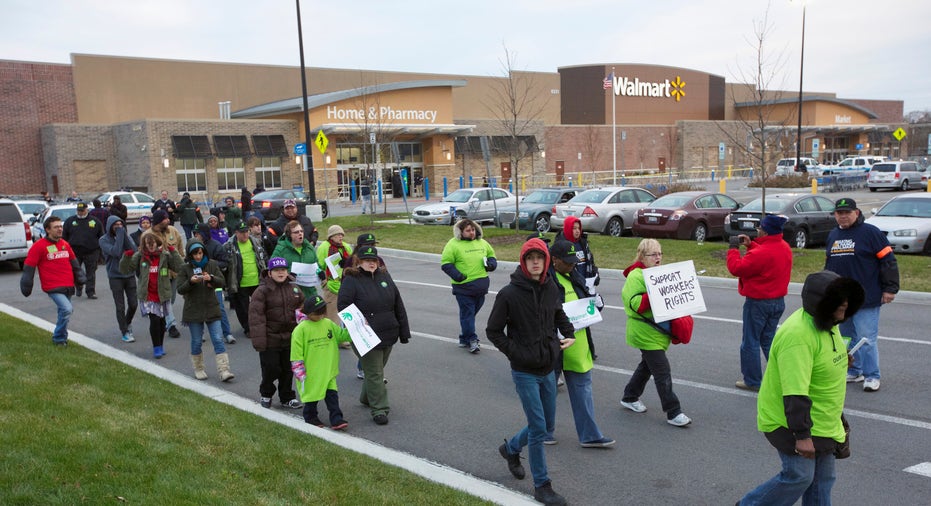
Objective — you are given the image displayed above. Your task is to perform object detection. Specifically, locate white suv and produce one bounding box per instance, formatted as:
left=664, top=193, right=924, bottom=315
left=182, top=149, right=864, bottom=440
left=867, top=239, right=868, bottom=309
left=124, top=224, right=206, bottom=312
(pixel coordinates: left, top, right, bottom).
left=0, top=198, right=33, bottom=269
left=774, top=157, right=821, bottom=177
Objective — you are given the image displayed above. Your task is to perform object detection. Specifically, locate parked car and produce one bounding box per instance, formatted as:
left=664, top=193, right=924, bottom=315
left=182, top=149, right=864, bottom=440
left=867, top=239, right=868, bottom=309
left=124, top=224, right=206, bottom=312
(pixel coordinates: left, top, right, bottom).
left=251, top=189, right=328, bottom=220
left=820, top=155, right=887, bottom=175
left=0, top=198, right=33, bottom=269
left=29, top=204, right=79, bottom=240
left=14, top=200, right=49, bottom=218
left=723, top=193, right=836, bottom=249
left=412, top=187, right=516, bottom=225
left=865, top=194, right=931, bottom=255
left=494, top=187, right=578, bottom=232
left=774, top=157, right=822, bottom=177
left=95, top=191, right=156, bottom=223
left=550, top=187, right=656, bottom=237
left=867, top=160, right=926, bottom=192
left=633, top=191, right=741, bottom=241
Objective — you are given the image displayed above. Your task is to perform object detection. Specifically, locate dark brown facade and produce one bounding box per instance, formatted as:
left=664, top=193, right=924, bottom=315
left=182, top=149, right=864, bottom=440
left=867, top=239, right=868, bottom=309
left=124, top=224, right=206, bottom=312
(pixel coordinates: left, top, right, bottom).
left=560, top=64, right=725, bottom=126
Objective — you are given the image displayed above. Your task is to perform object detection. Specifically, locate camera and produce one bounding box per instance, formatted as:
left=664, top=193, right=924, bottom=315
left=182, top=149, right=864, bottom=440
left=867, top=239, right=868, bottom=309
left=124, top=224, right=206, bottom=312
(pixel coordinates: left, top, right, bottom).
left=728, top=236, right=741, bottom=248
left=193, top=267, right=203, bottom=279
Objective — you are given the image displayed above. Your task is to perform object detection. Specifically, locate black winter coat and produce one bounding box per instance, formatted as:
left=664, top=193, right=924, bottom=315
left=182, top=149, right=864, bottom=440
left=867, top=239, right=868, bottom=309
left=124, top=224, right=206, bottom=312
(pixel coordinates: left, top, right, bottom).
left=486, top=267, right=575, bottom=376
left=337, top=266, right=411, bottom=349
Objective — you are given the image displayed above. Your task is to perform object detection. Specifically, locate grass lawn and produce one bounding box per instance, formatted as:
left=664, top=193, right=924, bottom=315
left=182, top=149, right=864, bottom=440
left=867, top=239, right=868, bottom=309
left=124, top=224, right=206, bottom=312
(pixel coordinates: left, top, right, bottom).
left=0, top=313, right=490, bottom=506
left=320, top=214, right=931, bottom=292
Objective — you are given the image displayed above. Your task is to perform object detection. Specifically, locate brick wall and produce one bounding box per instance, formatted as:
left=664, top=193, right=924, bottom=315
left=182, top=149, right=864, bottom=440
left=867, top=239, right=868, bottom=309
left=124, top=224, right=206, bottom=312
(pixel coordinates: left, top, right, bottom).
left=0, top=61, right=76, bottom=196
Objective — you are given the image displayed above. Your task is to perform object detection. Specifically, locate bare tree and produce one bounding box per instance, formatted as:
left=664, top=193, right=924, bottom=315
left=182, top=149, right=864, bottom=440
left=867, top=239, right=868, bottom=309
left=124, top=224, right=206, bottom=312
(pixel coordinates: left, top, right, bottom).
left=578, top=125, right=604, bottom=186
left=484, top=43, right=550, bottom=233
left=720, top=3, right=792, bottom=212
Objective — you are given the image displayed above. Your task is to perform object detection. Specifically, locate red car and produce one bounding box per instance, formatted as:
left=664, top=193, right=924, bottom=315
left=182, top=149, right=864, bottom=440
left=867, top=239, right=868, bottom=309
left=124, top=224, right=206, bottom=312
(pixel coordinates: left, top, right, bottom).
left=633, top=191, right=742, bottom=242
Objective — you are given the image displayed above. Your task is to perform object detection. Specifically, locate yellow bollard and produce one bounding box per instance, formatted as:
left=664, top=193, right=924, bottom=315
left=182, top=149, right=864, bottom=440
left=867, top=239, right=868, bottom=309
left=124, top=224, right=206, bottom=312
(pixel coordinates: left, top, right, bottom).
left=719, top=178, right=726, bottom=193
left=727, top=165, right=733, bottom=179
left=811, top=177, right=818, bottom=195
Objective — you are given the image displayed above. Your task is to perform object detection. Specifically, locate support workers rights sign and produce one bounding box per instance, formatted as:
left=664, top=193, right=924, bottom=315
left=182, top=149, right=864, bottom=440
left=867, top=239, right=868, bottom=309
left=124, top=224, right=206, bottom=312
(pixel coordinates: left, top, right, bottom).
left=642, top=260, right=706, bottom=323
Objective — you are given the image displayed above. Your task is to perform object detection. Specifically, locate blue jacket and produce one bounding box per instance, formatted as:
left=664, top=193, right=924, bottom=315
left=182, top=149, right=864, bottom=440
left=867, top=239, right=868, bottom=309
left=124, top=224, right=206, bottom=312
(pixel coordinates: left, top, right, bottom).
left=99, top=215, right=136, bottom=279
left=824, top=214, right=899, bottom=308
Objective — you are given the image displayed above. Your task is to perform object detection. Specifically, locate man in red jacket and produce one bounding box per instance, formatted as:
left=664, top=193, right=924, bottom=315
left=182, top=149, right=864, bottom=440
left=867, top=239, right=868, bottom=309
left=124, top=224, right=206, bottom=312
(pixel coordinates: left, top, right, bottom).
left=726, top=214, right=793, bottom=391
left=20, top=216, right=86, bottom=345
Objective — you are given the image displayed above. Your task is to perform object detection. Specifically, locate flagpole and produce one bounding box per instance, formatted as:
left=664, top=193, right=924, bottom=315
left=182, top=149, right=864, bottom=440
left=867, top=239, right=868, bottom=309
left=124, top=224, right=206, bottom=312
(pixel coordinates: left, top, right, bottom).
left=612, top=66, right=617, bottom=185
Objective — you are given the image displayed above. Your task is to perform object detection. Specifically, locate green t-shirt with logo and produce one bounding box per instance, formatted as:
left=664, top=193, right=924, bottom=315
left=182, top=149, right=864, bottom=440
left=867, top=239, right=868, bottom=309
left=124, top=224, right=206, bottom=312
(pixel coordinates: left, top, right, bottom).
left=555, top=271, right=592, bottom=373
left=237, top=239, right=260, bottom=288
left=756, top=308, right=848, bottom=442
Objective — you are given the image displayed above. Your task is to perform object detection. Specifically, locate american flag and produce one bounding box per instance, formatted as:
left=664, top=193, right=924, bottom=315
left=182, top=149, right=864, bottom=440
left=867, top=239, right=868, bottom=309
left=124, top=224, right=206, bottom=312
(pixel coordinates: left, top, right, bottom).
left=603, top=73, right=613, bottom=90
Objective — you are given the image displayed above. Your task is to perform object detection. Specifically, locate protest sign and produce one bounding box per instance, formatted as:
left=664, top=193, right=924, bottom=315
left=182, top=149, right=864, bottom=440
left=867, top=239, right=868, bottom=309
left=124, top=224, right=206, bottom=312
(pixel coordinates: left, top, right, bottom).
left=562, top=297, right=602, bottom=330
left=336, top=303, right=379, bottom=356
left=642, top=260, right=706, bottom=323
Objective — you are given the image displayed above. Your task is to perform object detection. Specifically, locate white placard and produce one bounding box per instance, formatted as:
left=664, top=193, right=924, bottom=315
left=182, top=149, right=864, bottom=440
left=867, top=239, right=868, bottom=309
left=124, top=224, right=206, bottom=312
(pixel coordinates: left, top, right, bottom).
left=562, top=297, right=602, bottom=330
left=584, top=276, right=597, bottom=294
left=337, top=303, right=379, bottom=356
left=290, top=261, right=321, bottom=288
left=642, top=260, right=706, bottom=323
left=324, top=252, right=342, bottom=279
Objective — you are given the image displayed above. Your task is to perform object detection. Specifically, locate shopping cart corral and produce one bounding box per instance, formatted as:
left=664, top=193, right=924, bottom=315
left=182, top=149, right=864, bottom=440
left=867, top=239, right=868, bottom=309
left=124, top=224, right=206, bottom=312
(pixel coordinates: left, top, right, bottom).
left=816, top=174, right=868, bottom=192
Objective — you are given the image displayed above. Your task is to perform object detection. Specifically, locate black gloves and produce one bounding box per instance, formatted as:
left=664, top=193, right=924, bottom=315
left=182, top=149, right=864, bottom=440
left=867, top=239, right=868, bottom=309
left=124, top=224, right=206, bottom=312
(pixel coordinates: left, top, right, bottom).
left=729, top=236, right=741, bottom=249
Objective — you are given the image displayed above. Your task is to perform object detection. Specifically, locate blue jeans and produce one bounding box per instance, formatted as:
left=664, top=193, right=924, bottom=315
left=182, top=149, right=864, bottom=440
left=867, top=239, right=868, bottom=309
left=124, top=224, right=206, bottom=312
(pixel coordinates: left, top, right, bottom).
left=840, top=305, right=881, bottom=380
left=454, top=293, right=485, bottom=345
left=215, top=289, right=231, bottom=336
left=506, top=370, right=557, bottom=488
left=188, top=320, right=226, bottom=355
left=740, top=450, right=836, bottom=505
left=47, top=292, right=73, bottom=344
left=741, top=297, right=785, bottom=387
left=563, top=370, right=605, bottom=443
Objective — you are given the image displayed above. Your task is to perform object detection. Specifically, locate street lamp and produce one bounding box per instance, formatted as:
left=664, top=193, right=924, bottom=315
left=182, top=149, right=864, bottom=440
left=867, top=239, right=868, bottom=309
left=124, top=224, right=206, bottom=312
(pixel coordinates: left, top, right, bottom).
left=295, top=0, right=316, bottom=203
left=795, top=1, right=807, bottom=172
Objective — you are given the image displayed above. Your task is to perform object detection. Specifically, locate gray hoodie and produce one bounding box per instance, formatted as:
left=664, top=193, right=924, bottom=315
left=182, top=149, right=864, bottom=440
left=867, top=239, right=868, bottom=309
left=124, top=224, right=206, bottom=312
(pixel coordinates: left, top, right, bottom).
left=99, top=215, right=137, bottom=279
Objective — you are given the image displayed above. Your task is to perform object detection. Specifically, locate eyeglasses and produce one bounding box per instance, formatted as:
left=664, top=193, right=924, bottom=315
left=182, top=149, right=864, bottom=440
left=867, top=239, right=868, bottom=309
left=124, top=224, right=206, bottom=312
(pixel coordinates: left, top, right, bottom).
left=645, top=253, right=663, bottom=257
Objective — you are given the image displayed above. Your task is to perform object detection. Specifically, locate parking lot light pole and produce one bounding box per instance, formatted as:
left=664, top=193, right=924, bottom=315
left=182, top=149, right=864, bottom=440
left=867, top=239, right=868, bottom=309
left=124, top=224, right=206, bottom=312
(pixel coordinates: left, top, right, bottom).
left=295, top=0, right=316, bottom=203
left=795, top=2, right=806, bottom=172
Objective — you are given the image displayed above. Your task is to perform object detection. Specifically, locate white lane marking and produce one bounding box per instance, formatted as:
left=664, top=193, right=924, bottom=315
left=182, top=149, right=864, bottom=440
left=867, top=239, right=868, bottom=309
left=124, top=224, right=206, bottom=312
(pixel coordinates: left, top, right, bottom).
left=904, top=462, right=931, bottom=478
left=0, top=304, right=538, bottom=506
left=410, top=329, right=931, bottom=431
left=397, top=280, right=930, bottom=345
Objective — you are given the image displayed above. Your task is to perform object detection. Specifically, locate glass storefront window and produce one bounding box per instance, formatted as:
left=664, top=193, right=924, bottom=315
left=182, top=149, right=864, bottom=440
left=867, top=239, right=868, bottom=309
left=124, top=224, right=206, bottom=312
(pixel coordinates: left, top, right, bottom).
left=176, top=159, right=206, bottom=192
left=217, top=157, right=245, bottom=191
left=255, top=157, right=281, bottom=189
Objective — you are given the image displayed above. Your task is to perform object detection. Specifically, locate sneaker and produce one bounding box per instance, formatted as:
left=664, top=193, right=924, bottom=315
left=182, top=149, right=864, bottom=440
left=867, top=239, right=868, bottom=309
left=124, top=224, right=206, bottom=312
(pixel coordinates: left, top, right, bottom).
left=283, top=399, right=303, bottom=409
left=331, top=420, right=349, bottom=431
left=620, top=400, right=647, bottom=413
left=498, top=442, right=525, bottom=480
left=121, top=332, right=135, bottom=343
left=543, top=437, right=558, bottom=446
left=863, top=378, right=880, bottom=392
left=153, top=346, right=165, bottom=359
left=581, top=437, right=616, bottom=448
left=87, top=293, right=98, bottom=300
left=224, top=334, right=236, bottom=344
left=457, top=341, right=469, bottom=348
left=469, top=340, right=480, bottom=354
left=260, top=397, right=272, bottom=409
left=556, top=376, right=565, bottom=387
left=373, top=414, right=389, bottom=425
left=306, top=417, right=325, bottom=427
left=168, top=325, right=181, bottom=338
left=667, top=413, right=692, bottom=427
left=846, top=374, right=865, bottom=383
left=53, top=341, right=68, bottom=347
left=533, top=481, right=567, bottom=506
left=735, top=380, right=759, bottom=391
left=356, top=369, right=365, bottom=380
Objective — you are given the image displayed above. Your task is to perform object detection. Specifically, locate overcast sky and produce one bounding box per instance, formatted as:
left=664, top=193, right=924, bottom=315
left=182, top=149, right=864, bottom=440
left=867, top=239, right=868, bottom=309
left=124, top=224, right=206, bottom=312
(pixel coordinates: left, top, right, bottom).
left=4, top=0, right=930, bottom=114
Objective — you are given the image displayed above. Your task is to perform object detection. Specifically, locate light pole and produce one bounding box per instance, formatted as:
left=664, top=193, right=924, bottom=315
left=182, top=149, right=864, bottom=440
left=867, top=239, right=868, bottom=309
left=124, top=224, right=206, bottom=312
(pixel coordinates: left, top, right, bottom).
left=295, top=0, right=316, bottom=203
left=795, top=2, right=806, bottom=173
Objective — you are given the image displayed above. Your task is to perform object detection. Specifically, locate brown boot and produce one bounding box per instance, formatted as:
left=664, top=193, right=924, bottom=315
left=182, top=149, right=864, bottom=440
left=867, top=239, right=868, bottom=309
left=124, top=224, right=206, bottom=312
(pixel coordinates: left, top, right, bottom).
left=191, top=353, right=208, bottom=380
left=216, top=352, right=235, bottom=382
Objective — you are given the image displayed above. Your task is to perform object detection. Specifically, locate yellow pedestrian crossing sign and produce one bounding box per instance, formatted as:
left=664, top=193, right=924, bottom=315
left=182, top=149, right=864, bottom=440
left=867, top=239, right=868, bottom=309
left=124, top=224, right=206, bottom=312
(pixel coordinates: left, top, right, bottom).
left=314, top=130, right=329, bottom=154
left=893, top=127, right=907, bottom=142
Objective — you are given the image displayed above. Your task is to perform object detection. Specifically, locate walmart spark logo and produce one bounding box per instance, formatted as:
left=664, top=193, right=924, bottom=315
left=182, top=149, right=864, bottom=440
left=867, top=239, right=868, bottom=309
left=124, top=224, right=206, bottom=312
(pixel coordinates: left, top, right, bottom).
left=671, top=76, right=686, bottom=102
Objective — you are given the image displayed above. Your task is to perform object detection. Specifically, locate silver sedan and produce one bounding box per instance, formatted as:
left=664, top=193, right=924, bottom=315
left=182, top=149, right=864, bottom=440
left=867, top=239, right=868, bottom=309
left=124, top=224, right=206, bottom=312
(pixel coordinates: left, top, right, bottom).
left=865, top=194, right=931, bottom=254
left=550, top=186, right=656, bottom=237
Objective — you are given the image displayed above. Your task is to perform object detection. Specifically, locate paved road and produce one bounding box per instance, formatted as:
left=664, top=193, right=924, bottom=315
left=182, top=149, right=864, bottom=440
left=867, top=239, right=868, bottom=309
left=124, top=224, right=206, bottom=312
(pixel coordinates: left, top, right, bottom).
left=3, top=247, right=930, bottom=504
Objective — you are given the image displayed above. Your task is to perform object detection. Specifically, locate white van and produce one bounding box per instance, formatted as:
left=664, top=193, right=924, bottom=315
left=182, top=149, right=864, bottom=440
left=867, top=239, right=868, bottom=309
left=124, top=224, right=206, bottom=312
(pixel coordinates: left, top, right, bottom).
left=774, top=157, right=821, bottom=177
left=868, top=161, right=926, bottom=191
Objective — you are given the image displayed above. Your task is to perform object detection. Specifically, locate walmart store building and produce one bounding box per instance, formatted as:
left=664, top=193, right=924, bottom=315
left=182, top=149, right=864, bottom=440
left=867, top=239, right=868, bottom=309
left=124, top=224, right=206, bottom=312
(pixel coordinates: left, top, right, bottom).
left=0, top=54, right=908, bottom=199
